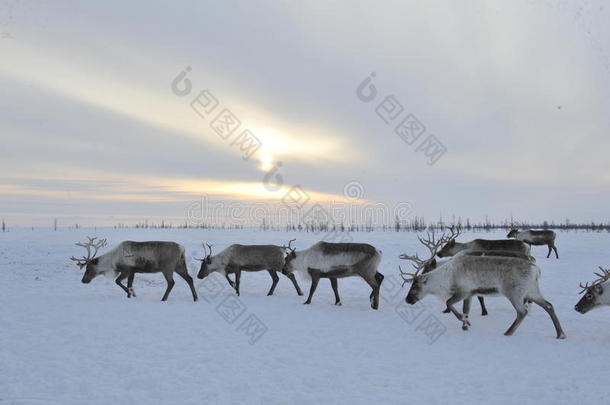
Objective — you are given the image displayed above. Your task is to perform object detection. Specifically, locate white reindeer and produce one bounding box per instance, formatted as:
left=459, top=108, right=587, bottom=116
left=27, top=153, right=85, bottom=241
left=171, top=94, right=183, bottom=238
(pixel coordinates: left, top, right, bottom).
left=282, top=241, right=384, bottom=309
left=575, top=267, right=610, bottom=314
left=400, top=232, right=566, bottom=338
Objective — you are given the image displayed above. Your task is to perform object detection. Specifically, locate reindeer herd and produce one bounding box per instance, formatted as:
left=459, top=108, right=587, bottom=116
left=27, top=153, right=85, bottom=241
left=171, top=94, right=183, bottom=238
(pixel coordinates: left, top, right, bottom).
left=70, top=228, right=610, bottom=340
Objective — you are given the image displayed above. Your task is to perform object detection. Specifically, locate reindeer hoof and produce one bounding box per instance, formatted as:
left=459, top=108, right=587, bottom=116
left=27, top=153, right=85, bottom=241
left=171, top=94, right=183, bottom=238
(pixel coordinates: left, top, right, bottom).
left=335, top=301, right=342, bottom=306
left=303, top=301, right=311, bottom=305
left=557, top=332, right=566, bottom=339
left=481, top=311, right=488, bottom=316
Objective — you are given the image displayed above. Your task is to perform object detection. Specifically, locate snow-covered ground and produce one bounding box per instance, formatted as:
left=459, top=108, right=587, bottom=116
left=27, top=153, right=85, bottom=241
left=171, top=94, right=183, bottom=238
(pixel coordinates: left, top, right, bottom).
left=1, top=228, right=609, bottom=405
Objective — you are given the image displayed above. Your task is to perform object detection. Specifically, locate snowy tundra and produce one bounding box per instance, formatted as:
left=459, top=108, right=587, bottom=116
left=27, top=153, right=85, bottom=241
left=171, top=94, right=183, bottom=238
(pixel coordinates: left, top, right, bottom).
left=1, top=227, right=609, bottom=405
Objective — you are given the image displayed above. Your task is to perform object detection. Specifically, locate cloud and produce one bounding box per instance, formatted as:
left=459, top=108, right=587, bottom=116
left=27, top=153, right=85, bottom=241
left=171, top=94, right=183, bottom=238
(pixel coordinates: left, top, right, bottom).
left=1, top=0, right=610, bottom=225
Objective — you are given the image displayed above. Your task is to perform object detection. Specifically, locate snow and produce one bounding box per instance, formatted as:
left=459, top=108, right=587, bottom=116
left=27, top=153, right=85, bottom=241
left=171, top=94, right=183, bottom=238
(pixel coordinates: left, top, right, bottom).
left=1, top=228, right=609, bottom=405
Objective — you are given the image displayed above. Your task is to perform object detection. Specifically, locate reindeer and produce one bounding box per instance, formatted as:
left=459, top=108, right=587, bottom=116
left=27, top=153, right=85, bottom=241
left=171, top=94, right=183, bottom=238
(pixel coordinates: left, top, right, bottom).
left=70, top=237, right=198, bottom=301
left=420, top=252, right=536, bottom=317
left=282, top=241, right=384, bottom=309
left=437, top=233, right=532, bottom=259
left=400, top=232, right=566, bottom=338
left=575, top=267, right=610, bottom=314
left=196, top=240, right=303, bottom=297
left=507, top=229, right=558, bottom=259
left=434, top=228, right=533, bottom=316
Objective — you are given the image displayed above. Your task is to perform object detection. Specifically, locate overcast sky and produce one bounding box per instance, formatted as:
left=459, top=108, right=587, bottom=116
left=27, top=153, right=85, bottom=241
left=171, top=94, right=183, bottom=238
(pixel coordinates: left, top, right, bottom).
left=1, top=0, right=609, bottom=226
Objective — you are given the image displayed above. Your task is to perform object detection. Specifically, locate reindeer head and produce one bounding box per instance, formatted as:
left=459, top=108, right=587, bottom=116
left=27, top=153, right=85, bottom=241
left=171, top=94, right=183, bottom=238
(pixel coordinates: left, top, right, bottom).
left=400, top=230, right=451, bottom=304
left=575, top=267, right=610, bottom=314
left=281, top=239, right=297, bottom=275
left=196, top=243, right=214, bottom=279
left=507, top=229, right=519, bottom=238
left=436, top=226, right=462, bottom=257
left=70, top=237, right=108, bottom=283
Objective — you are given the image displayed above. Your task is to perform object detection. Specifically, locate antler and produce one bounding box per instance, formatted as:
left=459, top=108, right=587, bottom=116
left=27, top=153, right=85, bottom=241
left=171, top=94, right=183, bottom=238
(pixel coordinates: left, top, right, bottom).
left=593, top=267, right=610, bottom=284
left=445, top=225, right=461, bottom=242
left=399, top=265, right=421, bottom=287
left=195, top=242, right=213, bottom=262
left=70, top=237, right=107, bottom=268
left=282, top=238, right=296, bottom=253
left=578, top=281, right=591, bottom=294
left=398, top=229, right=452, bottom=284
left=578, top=266, right=610, bottom=294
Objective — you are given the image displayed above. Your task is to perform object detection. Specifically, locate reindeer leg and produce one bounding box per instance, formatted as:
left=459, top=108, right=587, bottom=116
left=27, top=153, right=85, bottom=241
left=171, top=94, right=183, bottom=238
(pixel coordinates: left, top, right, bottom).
left=234, top=269, right=242, bottom=296
left=127, top=273, right=136, bottom=298
left=330, top=278, right=341, bottom=306
left=225, top=274, right=237, bottom=290
left=530, top=298, right=566, bottom=339
left=176, top=269, right=198, bottom=302
left=478, top=296, right=488, bottom=316
left=446, top=294, right=470, bottom=330
left=552, top=245, right=559, bottom=259
left=363, top=274, right=380, bottom=310
left=462, top=297, right=472, bottom=325
left=304, top=268, right=320, bottom=305
left=115, top=270, right=131, bottom=297
left=285, top=272, right=303, bottom=296
left=161, top=272, right=175, bottom=301
left=267, top=270, right=279, bottom=296
left=547, top=245, right=552, bottom=258
left=504, top=295, right=528, bottom=336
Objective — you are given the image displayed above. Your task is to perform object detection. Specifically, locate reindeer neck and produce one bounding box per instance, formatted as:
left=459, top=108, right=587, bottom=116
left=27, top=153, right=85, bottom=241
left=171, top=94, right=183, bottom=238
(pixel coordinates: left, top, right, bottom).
left=599, top=281, right=610, bottom=306
left=425, top=264, right=453, bottom=298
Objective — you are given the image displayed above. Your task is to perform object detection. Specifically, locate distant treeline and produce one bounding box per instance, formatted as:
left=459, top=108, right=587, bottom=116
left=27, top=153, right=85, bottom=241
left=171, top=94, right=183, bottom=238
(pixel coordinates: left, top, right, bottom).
left=4, top=217, right=610, bottom=232
left=111, top=216, right=610, bottom=233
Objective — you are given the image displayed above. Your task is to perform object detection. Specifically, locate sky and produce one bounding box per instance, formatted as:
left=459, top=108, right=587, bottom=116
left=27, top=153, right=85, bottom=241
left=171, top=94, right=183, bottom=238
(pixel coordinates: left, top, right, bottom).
left=1, top=0, right=610, bottom=227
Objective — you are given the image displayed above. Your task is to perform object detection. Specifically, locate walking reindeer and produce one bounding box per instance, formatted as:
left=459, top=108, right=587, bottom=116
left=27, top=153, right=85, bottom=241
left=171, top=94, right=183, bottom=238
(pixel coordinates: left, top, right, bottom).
left=400, top=231, right=566, bottom=338
left=437, top=227, right=532, bottom=258
left=507, top=229, right=558, bottom=259
left=575, top=267, right=610, bottom=314
left=196, top=240, right=303, bottom=296
left=282, top=241, right=384, bottom=309
left=70, top=237, right=198, bottom=301
left=433, top=227, right=534, bottom=315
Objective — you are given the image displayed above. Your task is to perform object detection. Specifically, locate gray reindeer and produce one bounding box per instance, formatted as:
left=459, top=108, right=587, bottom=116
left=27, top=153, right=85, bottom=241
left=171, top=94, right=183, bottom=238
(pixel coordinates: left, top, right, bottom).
left=507, top=229, right=558, bottom=259
left=196, top=240, right=303, bottom=296
left=71, top=237, right=198, bottom=301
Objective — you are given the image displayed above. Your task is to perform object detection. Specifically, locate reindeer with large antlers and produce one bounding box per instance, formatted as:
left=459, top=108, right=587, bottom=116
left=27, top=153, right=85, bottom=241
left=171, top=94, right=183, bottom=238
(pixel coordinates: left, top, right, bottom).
left=400, top=230, right=566, bottom=338
left=437, top=227, right=532, bottom=259
left=196, top=240, right=303, bottom=296
left=574, top=267, right=610, bottom=314
left=432, top=227, right=534, bottom=316
left=399, top=230, right=490, bottom=315
left=71, top=238, right=198, bottom=301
